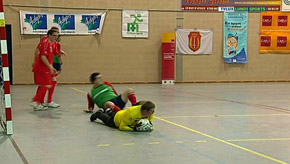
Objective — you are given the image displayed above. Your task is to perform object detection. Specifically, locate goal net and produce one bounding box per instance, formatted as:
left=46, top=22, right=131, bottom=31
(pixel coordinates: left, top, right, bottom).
left=0, top=58, right=5, bottom=133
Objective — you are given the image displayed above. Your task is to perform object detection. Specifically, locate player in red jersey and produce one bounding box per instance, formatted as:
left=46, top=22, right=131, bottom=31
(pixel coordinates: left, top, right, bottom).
left=43, top=34, right=67, bottom=108
left=32, top=26, right=59, bottom=68
left=31, top=26, right=66, bottom=109
left=30, top=29, right=60, bottom=111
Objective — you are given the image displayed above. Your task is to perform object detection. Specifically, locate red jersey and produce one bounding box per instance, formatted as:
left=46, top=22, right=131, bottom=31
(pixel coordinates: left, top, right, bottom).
left=33, top=37, right=56, bottom=73
left=38, top=36, right=61, bottom=55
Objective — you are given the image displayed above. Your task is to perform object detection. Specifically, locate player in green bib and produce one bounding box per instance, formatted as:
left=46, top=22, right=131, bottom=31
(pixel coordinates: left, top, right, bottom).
left=90, top=83, right=117, bottom=108
left=85, top=72, right=138, bottom=113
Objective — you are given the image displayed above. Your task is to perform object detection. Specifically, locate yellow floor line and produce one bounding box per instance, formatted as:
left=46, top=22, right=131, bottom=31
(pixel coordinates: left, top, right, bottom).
left=148, top=142, right=160, bottom=145
left=228, top=138, right=290, bottom=142
left=70, top=87, right=87, bottom=94
left=98, top=144, right=110, bottom=147
left=196, top=140, right=207, bottom=143
left=176, top=141, right=184, bottom=143
left=159, top=113, right=290, bottom=119
left=123, top=143, right=135, bottom=146
left=156, top=116, right=289, bottom=164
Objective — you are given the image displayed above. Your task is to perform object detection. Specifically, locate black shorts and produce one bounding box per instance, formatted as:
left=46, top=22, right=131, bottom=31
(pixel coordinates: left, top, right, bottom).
left=109, top=95, right=126, bottom=109
left=53, top=63, right=62, bottom=71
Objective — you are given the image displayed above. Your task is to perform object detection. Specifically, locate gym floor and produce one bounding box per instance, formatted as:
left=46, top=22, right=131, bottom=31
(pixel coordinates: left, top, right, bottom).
left=1, top=83, right=290, bottom=164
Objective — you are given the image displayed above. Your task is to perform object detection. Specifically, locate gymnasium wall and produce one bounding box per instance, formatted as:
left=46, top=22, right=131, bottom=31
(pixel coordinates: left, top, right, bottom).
left=3, top=0, right=290, bottom=84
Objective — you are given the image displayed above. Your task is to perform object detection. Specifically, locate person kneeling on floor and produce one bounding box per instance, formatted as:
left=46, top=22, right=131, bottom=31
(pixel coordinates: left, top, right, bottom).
left=90, top=101, right=155, bottom=132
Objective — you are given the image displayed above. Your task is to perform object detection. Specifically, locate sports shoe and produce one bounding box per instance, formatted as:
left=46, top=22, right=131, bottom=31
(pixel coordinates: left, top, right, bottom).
left=133, top=101, right=142, bottom=106
left=34, top=105, right=48, bottom=111
left=83, top=109, right=94, bottom=113
left=105, top=108, right=113, bottom=116
left=43, top=102, right=60, bottom=108
left=90, top=110, right=102, bottom=122
left=29, top=101, right=38, bottom=108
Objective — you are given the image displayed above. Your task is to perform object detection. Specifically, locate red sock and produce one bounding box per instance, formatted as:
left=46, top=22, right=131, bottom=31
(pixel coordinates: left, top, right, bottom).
left=128, top=93, right=137, bottom=105
left=87, top=93, right=94, bottom=110
left=47, top=81, right=57, bottom=103
left=40, top=89, right=48, bottom=104
left=33, top=86, right=41, bottom=101
left=33, top=86, right=48, bottom=104
left=110, top=105, right=121, bottom=113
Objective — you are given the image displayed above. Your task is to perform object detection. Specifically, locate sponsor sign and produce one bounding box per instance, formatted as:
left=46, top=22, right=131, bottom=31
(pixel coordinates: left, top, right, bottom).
left=223, top=12, right=248, bottom=63
left=182, top=0, right=281, bottom=12
left=20, top=11, right=106, bottom=35
left=122, top=10, right=149, bottom=38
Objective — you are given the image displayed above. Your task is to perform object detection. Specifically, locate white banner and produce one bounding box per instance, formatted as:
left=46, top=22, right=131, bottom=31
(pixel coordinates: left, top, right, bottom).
left=122, top=10, right=149, bottom=38
left=176, top=29, right=213, bottom=54
left=282, top=0, right=290, bottom=11
left=20, top=10, right=106, bottom=35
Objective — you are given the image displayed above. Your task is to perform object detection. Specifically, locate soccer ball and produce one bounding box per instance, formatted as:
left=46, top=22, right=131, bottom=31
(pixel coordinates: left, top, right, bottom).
left=135, top=119, right=153, bottom=132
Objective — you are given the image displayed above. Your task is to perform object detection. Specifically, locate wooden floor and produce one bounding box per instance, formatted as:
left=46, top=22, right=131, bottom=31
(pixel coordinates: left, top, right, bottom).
left=1, top=83, right=290, bottom=164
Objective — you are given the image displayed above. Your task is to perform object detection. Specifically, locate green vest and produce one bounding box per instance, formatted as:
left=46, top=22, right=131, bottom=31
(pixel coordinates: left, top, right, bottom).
left=53, top=56, right=61, bottom=63
left=91, top=84, right=118, bottom=108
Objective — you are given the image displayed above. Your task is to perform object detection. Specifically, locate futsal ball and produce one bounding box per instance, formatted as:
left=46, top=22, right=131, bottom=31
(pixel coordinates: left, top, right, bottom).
left=135, top=119, right=153, bottom=132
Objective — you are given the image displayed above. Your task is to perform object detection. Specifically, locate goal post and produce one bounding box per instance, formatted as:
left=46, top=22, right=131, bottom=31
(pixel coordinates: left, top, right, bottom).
left=0, top=0, right=13, bottom=135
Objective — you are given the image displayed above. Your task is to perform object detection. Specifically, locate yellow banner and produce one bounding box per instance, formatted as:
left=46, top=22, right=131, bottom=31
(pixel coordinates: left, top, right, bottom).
left=259, top=12, right=290, bottom=53
left=261, top=12, right=290, bottom=31
left=259, top=31, right=290, bottom=53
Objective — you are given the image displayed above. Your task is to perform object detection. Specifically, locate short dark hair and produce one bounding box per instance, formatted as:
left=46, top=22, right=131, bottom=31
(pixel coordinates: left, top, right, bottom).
left=47, top=29, right=57, bottom=35
left=50, top=26, right=59, bottom=31
left=141, top=101, right=155, bottom=111
left=90, top=72, right=100, bottom=84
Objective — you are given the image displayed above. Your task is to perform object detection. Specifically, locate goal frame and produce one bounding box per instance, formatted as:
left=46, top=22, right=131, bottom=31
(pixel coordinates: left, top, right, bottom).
left=0, top=0, right=13, bottom=135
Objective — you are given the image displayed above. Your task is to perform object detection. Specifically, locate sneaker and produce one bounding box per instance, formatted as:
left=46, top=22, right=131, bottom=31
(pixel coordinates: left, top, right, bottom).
left=34, top=105, right=48, bottom=111
left=105, top=108, right=113, bottom=116
left=90, top=110, right=102, bottom=122
left=29, top=101, right=38, bottom=108
left=133, top=101, right=142, bottom=106
left=43, top=102, right=60, bottom=108
left=83, top=109, right=94, bottom=113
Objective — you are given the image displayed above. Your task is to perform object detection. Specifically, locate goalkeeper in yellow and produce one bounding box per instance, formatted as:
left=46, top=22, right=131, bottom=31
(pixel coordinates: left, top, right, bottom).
left=90, top=101, right=155, bottom=131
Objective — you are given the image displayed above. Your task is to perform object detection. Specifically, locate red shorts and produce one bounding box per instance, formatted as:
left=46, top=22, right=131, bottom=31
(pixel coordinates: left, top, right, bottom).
left=34, top=72, right=52, bottom=85
left=51, top=73, right=59, bottom=78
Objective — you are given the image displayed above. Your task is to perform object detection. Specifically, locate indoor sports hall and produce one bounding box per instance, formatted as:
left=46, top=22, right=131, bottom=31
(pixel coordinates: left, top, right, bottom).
left=1, top=0, right=290, bottom=164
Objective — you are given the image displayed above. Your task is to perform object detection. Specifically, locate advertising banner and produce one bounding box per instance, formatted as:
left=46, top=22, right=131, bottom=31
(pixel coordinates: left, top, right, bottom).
left=20, top=10, right=106, bottom=35
left=182, top=0, right=281, bottom=12
left=261, top=12, right=290, bottom=31
left=259, top=32, right=290, bottom=53
left=259, top=12, right=290, bottom=53
left=122, top=10, right=149, bottom=38
left=224, top=12, right=248, bottom=63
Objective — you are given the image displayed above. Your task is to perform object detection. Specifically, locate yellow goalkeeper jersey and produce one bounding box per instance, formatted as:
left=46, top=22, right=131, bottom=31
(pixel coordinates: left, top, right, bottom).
left=114, top=105, right=154, bottom=131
